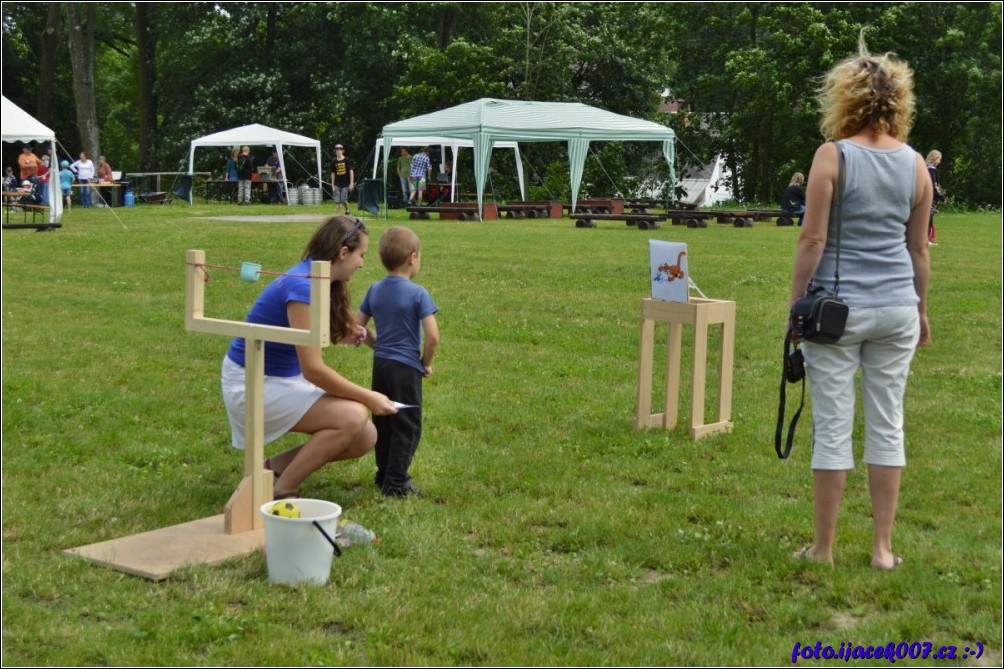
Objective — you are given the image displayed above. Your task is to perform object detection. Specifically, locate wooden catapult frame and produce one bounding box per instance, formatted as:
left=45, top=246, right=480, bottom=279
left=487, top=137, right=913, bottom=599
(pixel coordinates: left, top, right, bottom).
left=635, top=297, right=735, bottom=439
left=65, top=250, right=331, bottom=580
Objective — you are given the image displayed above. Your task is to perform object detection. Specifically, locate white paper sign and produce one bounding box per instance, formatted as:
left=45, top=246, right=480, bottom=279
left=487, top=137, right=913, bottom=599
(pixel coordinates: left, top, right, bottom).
left=649, top=240, right=689, bottom=303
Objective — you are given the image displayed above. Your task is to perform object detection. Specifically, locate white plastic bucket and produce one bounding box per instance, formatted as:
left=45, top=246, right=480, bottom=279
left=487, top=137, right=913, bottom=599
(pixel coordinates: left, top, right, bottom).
left=260, top=498, right=342, bottom=586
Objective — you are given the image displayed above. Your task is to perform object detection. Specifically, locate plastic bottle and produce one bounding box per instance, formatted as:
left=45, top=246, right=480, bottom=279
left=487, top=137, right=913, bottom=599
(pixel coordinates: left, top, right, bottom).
left=336, top=521, right=378, bottom=547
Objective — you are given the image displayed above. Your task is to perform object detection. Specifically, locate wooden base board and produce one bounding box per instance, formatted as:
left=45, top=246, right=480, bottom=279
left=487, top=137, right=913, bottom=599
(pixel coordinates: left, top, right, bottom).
left=64, top=515, right=264, bottom=581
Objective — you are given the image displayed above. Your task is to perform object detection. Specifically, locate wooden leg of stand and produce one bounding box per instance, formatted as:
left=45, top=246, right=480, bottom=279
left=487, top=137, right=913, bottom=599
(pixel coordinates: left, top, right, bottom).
left=690, top=314, right=709, bottom=433
left=717, top=304, right=736, bottom=425
left=635, top=318, right=655, bottom=429
left=225, top=338, right=272, bottom=535
left=663, top=322, right=683, bottom=429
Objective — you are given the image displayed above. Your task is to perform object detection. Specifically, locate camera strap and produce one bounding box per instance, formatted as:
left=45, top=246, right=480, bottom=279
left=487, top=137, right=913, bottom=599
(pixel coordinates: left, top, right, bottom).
left=833, top=141, right=845, bottom=294
left=775, top=330, right=805, bottom=459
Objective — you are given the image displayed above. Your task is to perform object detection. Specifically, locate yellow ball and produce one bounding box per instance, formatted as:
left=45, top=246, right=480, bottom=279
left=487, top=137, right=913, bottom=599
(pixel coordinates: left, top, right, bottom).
left=269, top=500, right=300, bottom=518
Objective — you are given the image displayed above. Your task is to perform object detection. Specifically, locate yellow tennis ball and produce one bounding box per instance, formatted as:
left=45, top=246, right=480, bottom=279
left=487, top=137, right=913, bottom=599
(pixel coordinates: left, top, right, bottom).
left=269, top=500, right=300, bottom=518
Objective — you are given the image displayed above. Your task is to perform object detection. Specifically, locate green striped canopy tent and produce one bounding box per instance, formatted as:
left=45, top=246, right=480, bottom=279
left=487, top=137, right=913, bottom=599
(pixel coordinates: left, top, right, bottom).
left=379, top=98, right=676, bottom=220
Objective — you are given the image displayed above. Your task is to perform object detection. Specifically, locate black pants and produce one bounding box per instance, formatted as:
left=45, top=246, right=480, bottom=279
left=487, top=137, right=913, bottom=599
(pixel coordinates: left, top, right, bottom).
left=372, top=357, right=423, bottom=492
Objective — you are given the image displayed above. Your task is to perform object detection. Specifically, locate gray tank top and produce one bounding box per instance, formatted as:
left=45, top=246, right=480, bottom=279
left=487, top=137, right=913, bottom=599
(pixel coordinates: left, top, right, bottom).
left=811, top=140, right=920, bottom=308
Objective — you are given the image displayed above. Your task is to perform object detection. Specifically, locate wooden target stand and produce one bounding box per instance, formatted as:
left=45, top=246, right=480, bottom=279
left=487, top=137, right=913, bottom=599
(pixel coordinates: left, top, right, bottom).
left=635, top=297, right=735, bottom=439
left=65, top=250, right=331, bottom=580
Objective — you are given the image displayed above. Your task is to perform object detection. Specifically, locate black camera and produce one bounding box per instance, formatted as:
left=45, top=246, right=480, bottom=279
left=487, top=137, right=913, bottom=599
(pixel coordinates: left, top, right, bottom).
left=785, top=346, right=805, bottom=383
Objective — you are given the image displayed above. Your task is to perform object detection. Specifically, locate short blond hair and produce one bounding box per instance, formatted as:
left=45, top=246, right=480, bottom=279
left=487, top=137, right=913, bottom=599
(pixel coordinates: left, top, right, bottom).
left=925, top=150, right=942, bottom=165
left=789, top=172, right=805, bottom=186
left=379, top=226, right=421, bottom=271
left=817, top=30, right=915, bottom=142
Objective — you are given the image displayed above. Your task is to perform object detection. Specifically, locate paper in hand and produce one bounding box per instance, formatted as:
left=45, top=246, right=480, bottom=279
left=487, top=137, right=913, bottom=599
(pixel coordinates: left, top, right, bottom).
left=393, top=401, right=419, bottom=409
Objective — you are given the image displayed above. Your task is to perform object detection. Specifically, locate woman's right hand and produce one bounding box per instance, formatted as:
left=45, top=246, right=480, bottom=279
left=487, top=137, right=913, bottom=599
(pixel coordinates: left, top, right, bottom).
left=367, top=391, right=399, bottom=416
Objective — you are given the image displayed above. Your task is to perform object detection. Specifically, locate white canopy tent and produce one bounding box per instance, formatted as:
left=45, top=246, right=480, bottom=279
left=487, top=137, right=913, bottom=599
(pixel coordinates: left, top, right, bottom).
left=380, top=98, right=676, bottom=218
left=372, top=136, right=525, bottom=203
left=1, top=95, right=63, bottom=224
left=186, top=123, right=323, bottom=205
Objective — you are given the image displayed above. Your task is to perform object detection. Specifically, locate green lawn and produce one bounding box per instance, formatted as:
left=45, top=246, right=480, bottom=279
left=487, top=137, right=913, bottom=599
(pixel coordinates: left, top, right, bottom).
left=2, top=202, right=1000, bottom=666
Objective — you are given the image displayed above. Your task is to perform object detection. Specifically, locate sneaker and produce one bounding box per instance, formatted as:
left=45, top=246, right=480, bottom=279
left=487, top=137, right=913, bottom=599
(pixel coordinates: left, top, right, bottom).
left=382, top=482, right=422, bottom=498
left=344, top=209, right=351, bottom=216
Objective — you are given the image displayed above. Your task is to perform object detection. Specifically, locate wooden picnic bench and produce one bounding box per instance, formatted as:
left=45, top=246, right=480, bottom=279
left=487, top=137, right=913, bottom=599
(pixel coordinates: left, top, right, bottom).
left=497, top=200, right=563, bottom=219
left=406, top=201, right=498, bottom=221
left=562, top=199, right=625, bottom=216
left=665, top=209, right=715, bottom=228
left=571, top=212, right=665, bottom=230
left=745, top=209, right=798, bottom=226
left=624, top=198, right=663, bottom=213
left=3, top=201, right=58, bottom=231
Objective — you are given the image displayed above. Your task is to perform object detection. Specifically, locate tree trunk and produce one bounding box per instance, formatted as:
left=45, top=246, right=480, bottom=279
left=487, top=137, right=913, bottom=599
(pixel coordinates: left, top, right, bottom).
left=37, top=2, right=63, bottom=129
left=67, top=2, right=100, bottom=161
left=136, top=2, right=159, bottom=171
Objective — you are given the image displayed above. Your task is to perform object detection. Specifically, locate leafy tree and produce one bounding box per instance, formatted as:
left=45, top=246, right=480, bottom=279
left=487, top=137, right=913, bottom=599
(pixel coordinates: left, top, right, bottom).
left=1, top=2, right=999, bottom=206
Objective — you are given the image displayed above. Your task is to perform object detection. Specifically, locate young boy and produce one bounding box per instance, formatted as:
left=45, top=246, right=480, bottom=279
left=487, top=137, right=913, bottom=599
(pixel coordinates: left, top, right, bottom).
left=330, top=144, right=355, bottom=216
left=357, top=226, right=440, bottom=497
left=59, top=160, right=74, bottom=210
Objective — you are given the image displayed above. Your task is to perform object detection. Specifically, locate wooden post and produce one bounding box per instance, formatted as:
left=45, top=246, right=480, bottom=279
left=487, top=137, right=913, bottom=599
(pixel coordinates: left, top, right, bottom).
left=635, top=298, right=735, bottom=439
left=65, top=250, right=331, bottom=579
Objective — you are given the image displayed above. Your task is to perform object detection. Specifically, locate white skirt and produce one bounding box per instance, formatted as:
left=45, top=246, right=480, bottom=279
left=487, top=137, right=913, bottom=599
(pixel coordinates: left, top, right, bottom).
left=221, top=355, right=325, bottom=450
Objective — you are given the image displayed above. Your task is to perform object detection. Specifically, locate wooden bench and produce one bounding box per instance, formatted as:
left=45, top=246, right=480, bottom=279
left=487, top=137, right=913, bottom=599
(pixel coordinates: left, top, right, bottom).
left=3, top=202, right=59, bottom=231
left=624, top=198, right=662, bottom=213
left=562, top=199, right=625, bottom=216
left=406, top=202, right=498, bottom=221
left=497, top=200, right=563, bottom=219
left=746, top=209, right=798, bottom=226
left=665, top=209, right=715, bottom=228
left=571, top=212, right=665, bottom=230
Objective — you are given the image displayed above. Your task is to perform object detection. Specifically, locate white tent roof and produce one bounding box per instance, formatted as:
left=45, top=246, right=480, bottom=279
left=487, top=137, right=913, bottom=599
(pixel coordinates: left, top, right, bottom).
left=187, top=123, right=323, bottom=205
left=2, top=96, right=55, bottom=143
left=1, top=95, right=63, bottom=223
left=188, top=123, right=322, bottom=149
left=380, top=98, right=676, bottom=217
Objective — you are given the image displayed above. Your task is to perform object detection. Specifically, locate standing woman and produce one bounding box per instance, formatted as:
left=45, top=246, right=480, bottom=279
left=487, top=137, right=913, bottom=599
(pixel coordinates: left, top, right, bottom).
left=221, top=216, right=398, bottom=499
left=925, top=150, right=945, bottom=246
left=70, top=151, right=95, bottom=208
left=788, top=32, right=931, bottom=569
left=226, top=147, right=240, bottom=181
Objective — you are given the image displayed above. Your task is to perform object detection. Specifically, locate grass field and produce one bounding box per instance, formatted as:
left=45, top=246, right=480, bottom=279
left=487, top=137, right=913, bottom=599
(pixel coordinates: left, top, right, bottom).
left=1, top=202, right=1001, bottom=666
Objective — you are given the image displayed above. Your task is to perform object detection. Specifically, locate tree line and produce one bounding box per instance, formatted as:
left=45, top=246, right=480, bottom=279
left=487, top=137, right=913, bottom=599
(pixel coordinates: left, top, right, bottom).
left=2, top=2, right=1000, bottom=207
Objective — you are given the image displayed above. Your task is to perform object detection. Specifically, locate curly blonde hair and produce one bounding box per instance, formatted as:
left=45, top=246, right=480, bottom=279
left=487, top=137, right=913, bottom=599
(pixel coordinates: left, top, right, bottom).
left=817, top=30, right=915, bottom=142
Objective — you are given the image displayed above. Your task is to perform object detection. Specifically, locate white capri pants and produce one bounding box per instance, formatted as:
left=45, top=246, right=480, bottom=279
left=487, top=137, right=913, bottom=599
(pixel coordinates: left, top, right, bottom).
left=803, top=306, right=919, bottom=470
left=221, top=355, right=325, bottom=450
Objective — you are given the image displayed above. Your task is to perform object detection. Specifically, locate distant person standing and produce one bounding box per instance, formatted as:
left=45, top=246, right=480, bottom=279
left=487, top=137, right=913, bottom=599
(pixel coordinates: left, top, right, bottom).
left=226, top=147, right=239, bottom=181
left=408, top=146, right=432, bottom=206
left=18, top=146, right=42, bottom=181
left=330, top=144, right=355, bottom=216
left=70, top=151, right=95, bottom=208
left=781, top=172, right=807, bottom=227
left=59, top=160, right=74, bottom=211
left=925, top=150, right=946, bottom=246
left=236, top=146, right=255, bottom=205
left=396, top=147, right=413, bottom=201
left=267, top=147, right=282, bottom=204
left=97, top=155, right=113, bottom=182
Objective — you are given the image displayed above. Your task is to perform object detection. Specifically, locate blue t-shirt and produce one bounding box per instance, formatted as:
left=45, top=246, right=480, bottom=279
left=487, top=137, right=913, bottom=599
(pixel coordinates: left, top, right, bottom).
left=226, top=259, right=314, bottom=377
left=359, top=276, right=438, bottom=374
left=59, top=168, right=74, bottom=191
